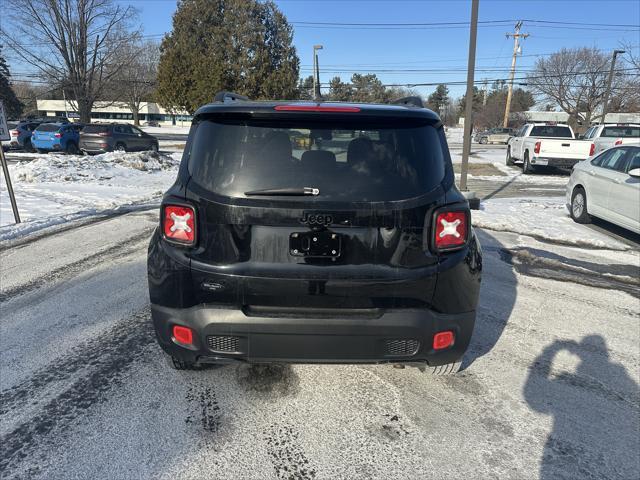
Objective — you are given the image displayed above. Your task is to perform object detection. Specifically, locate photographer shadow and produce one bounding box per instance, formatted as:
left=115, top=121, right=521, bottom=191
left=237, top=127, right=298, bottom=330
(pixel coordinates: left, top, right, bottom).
left=523, top=336, right=639, bottom=479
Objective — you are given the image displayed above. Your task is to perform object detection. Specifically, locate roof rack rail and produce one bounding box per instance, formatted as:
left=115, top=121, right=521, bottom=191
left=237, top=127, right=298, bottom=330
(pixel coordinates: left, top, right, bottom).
left=213, top=91, right=250, bottom=103
left=391, top=96, right=424, bottom=108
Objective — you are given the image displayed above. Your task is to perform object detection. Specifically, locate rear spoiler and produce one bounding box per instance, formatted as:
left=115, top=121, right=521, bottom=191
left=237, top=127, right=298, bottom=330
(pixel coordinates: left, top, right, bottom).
left=391, top=96, right=424, bottom=108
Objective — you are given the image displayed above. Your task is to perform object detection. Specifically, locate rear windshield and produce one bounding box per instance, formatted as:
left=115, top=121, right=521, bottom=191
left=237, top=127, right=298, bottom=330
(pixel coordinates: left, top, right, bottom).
left=187, top=118, right=445, bottom=202
left=83, top=125, right=110, bottom=134
left=530, top=126, right=573, bottom=138
left=601, top=126, right=640, bottom=138
left=36, top=123, right=60, bottom=132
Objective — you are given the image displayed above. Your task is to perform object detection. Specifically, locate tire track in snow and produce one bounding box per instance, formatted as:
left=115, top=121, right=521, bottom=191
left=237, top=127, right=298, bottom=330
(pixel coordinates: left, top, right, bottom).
left=0, top=227, right=154, bottom=303
left=0, top=205, right=158, bottom=252
left=0, top=307, right=155, bottom=476
left=264, top=423, right=317, bottom=480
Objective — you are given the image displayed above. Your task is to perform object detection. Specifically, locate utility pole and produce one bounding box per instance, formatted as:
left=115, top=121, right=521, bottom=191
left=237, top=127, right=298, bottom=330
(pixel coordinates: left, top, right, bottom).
left=313, top=45, right=323, bottom=100
left=482, top=79, right=488, bottom=106
left=502, top=21, right=528, bottom=128
left=460, top=0, right=479, bottom=202
left=600, top=49, right=626, bottom=124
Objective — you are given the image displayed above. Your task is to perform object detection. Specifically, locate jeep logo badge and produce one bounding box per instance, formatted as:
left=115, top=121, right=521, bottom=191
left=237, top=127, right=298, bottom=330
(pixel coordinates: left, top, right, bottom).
left=300, top=212, right=333, bottom=226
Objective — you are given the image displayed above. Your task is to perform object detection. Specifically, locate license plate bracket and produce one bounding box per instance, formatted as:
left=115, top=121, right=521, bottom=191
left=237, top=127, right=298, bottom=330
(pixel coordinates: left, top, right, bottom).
left=290, top=231, right=341, bottom=258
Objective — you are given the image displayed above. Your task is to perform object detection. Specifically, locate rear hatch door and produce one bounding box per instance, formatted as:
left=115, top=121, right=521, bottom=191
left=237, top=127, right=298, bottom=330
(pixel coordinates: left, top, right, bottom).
left=181, top=111, right=449, bottom=312
left=80, top=125, right=110, bottom=150
left=32, top=123, right=59, bottom=148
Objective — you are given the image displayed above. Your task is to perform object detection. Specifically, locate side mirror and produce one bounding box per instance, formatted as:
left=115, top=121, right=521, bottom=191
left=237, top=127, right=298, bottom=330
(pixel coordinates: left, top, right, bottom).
left=628, top=168, right=640, bottom=178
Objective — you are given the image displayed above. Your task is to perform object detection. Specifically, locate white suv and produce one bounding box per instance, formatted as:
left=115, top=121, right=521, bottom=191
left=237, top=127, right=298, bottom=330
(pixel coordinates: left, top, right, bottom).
left=567, top=145, right=640, bottom=234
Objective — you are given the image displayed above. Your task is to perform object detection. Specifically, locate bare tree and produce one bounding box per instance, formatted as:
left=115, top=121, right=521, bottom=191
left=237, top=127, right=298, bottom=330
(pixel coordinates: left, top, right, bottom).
left=0, top=0, right=140, bottom=123
left=525, top=47, right=631, bottom=129
left=112, top=40, right=160, bottom=125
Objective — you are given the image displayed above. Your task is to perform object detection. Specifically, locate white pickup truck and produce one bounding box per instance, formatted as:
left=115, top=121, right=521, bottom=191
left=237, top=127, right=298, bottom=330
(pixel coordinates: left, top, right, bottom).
left=506, top=123, right=592, bottom=174
left=582, top=123, right=640, bottom=155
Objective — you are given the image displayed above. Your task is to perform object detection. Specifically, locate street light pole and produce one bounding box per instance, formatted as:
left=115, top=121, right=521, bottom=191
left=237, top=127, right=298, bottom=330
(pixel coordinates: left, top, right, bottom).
left=313, top=45, right=323, bottom=100
left=460, top=0, right=479, bottom=194
left=600, top=49, right=625, bottom=123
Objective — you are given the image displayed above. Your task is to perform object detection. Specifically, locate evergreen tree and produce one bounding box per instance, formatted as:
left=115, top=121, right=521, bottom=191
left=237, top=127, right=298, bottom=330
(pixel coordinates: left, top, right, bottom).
left=297, top=76, right=314, bottom=100
left=156, top=0, right=300, bottom=113
left=327, top=76, right=353, bottom=101
left=0, top=48, right=23, bottom=119
left=426, top=84, right=449, bottom=114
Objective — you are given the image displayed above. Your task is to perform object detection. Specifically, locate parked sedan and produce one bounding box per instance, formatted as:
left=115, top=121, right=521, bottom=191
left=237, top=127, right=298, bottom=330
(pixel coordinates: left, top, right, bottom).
left=80, top=123, right=159, bottom=154
left=567, top=145, right=640, bottom=234
left=32, top=122, right=83, bottom=154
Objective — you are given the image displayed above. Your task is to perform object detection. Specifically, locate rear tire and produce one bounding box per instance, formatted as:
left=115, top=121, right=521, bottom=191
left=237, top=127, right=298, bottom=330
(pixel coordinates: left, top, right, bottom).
left=430, top=361, right=462, bottom=375
left=479, top=137, right=487, bottom=144
left=115, top=142, right=127, bottom=152
left=165, top=353, right=198, bottom=371
left=24, top=139, right=35, bottom=153
left=523, top=152, right=535, bottom=174
left=506, top=147, right=515, bottom=166
left=570, top=187, right=591, bottom=224
left=37, top=148, right=46, bottom=154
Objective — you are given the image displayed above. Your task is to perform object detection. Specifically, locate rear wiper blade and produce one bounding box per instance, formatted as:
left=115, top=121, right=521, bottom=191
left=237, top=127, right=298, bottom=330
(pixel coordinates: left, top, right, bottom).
left=244, top=187, right=320, bottom=196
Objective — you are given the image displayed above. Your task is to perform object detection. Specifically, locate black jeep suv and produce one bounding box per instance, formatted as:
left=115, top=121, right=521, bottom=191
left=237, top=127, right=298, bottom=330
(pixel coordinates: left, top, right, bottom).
left=147, top=94, right=482, bottom=374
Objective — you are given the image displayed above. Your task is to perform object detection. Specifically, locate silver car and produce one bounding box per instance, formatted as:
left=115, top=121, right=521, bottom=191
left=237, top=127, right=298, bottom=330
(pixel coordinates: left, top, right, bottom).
left=566, top=144, right=640, bottom=234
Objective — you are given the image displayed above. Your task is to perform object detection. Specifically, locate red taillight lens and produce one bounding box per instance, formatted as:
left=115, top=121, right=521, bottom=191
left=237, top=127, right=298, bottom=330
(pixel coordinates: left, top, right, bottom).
left=434, top=210, right=468, bottom=251
left=433, top=331, right=455, bottom=350
left=274, top=105, right=361, bottom=112
left=534, top=141, right=541, bottom=154
left=10, top=130, right=19, bottom=137
left=589, top=143, right=595, bottom=156
left=614, top=138, right=623, bottom=146
left=172, top=325, right=193, bottom=345
left=54, top=132, right=62, bottom=138
left=163, top=204, right=196, bottom=245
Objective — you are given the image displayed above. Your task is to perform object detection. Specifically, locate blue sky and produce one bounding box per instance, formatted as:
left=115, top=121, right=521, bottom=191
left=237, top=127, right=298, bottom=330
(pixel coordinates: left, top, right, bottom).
left=128, top=0, right=640, bottom=99
left=102, top=0, right=640, bottom=99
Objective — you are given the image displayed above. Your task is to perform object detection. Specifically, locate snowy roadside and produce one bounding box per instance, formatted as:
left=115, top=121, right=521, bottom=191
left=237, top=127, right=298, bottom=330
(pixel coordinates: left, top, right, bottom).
left=0, top=150, right=181, bottom=241
left=472, top=197, right=633, bottom=251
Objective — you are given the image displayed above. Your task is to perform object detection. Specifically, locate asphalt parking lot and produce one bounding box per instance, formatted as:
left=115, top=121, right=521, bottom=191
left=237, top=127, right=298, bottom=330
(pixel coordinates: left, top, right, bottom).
left=1, top=208, right=638, bottom=480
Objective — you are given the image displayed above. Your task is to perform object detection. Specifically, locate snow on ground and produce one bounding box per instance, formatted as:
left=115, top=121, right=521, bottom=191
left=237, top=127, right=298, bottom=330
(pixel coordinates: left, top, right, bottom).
left=0, top=151, right=181, bottom=238
left=472, top=197, right=631, bottom=251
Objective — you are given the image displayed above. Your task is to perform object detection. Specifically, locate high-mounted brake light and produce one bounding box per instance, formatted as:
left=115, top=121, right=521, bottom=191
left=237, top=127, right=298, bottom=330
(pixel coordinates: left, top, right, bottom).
left=589, top=143, right=596, bottom=156
left=163, top=204, right=196, bottom=245
left=534, top=141, right=541, bottom=154
left=433, top=210, right=468, bottom=251
left=614, top=138, right=623, bottom=146
left=274, top=105, right=361, bottom=112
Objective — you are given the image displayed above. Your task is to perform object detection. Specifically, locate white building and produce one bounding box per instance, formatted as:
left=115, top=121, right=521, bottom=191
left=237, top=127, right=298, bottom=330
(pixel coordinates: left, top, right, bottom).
left=36, top=99, right=193, bottom=126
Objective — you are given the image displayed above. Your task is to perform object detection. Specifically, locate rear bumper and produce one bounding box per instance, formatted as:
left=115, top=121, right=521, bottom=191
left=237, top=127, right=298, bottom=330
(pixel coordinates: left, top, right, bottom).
left=150, top=303, right=476, bottom=366
left=531, top=157, right=581, bottom=168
